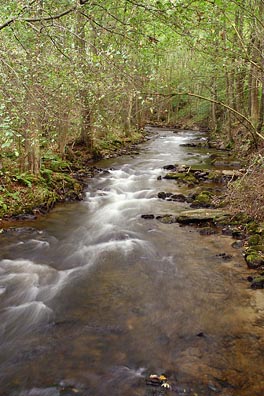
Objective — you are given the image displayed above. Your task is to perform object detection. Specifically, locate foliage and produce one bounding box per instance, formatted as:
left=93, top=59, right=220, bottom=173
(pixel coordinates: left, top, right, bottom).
left=0, top=0, right=263, bottom=178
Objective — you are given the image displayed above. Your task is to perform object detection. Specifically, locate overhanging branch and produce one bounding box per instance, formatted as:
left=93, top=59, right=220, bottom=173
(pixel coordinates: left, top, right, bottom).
left=0, top=3, right=77, bottom=31
left=144, top=91, right=263, bottom=144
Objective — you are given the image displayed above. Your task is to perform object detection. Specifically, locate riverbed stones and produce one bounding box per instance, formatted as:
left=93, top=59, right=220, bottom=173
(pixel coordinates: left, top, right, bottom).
left=179, top=140, right=208, bottom=148
left=157, top=191, right=171, bottom=200
left=157, top=192, right=187, bottom=202
left=163, top=165, right=242, bottom=186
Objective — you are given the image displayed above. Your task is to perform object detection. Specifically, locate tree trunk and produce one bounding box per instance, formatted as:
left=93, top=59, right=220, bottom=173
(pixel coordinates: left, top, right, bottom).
left=250, top=65, right=259, bottom=124
left=211, top=77, right=217, bottom=131
left=75, top=7, right=93, bottom=150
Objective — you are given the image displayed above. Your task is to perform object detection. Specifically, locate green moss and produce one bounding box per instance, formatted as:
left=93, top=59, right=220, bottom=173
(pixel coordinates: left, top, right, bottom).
left=255, top=223, right=264, bottom=235
left=193, top=191, right=212, bottom=206
left=164, top=172, right=184, bottom=179
left=248, top=234, right=262, bottom=246
left=40, top=168, right=53, bottom=184
left=45, top=157, right=71, bottom=172
left=207, top=171, right=220, bottom=181
left=246, top=221, right=259, bottom=234
left=231, top=212, right=252, bottom=225
left=164, top=172, right=197, bottom=184
left=245, top=251, right=264, bottom=269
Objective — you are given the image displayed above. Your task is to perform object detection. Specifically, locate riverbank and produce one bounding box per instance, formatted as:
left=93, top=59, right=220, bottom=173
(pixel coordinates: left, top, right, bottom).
left=0, top=130, right=148, bottom=226
left=141, top=131, right=264, bottom=291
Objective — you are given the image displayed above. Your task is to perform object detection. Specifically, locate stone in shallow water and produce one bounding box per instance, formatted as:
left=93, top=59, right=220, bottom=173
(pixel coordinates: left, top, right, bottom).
left=163, top=164, right=177, bottom=171
left=199, top=227, right=218, bottom=236
left=157, top=191, right=172, bottom=200
left=216, top=252, right=233, bottom=261
left=141, top=214, right=155, bottom=220
left=248, top=275, right=264, bottom=289
left=170, top=193, right=187, bottom=202
left=156, top=215, right=177, bottom=224
left=232, top=240, right=244, bottom=249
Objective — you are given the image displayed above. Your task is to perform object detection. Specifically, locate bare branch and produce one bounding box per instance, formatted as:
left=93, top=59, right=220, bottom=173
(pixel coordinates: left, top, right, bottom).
left=0, top=0, right=38, bottom=31
left=22, top=6, right=77, bottom=23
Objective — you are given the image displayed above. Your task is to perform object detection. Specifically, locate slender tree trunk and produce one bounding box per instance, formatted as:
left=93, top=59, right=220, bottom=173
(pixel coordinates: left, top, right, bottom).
left=75, top=6, right=93, bottom=150
left=23, top=0, right=44, bottom=174
left=225, top=71, right=233, bottom=141
left=250, top=65, right=259, bottom=123
left=211, top=77, right=217, bottom=131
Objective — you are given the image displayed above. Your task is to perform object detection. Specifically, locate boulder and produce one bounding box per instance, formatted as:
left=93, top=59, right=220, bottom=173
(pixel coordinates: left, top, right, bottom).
left=176, top=209, right=229, bottom=225
left=190, top=191, right=213, bottom=208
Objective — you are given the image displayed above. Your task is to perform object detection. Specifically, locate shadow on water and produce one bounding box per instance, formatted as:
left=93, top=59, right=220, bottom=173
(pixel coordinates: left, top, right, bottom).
left=0, top=128, right=264, bottom=396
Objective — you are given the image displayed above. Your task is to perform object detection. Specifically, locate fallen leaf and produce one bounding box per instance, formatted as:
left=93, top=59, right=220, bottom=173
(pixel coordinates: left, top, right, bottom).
left=161, top=382, right=171, bottom=389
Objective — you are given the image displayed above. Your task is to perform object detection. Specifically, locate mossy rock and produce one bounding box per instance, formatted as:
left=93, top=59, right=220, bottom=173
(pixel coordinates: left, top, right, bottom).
left=192, top=191, right=212, bottom=207
left=207, top=171, right=222, bottom=182
left=164, top=172, right=197, bottom=184
left=164, top=172, right=186, bottom=180
left=250, top=275, right=264, bottom=289
left=245, top=251, right=264, bottom=269
left=176, top=209, right=229, bottom=225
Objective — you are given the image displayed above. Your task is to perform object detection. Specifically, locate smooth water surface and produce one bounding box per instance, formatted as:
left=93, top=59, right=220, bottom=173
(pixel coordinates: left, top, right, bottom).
left=0, top=128, right=264, bottom=396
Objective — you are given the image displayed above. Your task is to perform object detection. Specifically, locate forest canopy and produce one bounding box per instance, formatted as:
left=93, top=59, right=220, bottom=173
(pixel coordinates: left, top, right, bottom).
left=0, top=0, right=264, bottom=174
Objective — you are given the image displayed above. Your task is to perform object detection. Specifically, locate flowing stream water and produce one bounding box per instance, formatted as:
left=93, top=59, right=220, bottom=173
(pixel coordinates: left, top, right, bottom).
left=0, top=128, right=264, bottom=396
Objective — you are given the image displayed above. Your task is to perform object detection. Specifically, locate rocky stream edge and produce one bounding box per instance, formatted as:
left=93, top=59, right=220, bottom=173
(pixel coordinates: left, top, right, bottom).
left=1, top=127, right=264, bottom=290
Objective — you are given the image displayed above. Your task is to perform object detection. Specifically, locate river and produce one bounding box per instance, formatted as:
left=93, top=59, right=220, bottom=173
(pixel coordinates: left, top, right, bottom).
left=0, top=128, right=263, bottom=396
